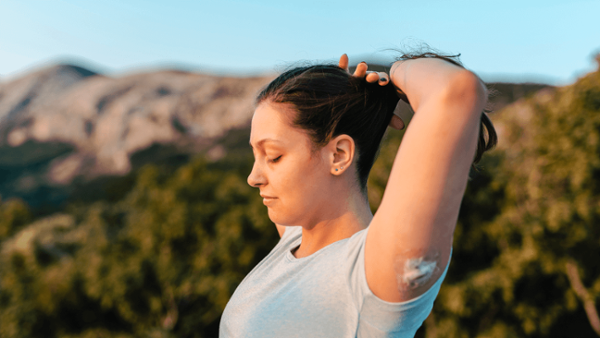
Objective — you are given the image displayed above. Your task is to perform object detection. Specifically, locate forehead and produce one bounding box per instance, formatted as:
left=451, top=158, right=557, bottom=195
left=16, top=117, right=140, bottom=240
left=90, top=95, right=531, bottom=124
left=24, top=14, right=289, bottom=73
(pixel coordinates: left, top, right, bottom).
left=250, top=102, right=308, bottom=148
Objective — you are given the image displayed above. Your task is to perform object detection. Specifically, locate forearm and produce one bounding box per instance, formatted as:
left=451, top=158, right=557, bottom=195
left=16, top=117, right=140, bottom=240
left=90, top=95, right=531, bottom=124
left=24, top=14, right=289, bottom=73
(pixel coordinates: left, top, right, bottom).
left=390, top=58, right=487, bottom=115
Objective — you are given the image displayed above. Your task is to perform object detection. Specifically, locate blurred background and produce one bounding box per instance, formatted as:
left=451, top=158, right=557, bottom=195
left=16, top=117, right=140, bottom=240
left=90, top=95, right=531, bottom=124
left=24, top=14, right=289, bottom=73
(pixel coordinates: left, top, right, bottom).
left=1, top=1, right=599, bottom=337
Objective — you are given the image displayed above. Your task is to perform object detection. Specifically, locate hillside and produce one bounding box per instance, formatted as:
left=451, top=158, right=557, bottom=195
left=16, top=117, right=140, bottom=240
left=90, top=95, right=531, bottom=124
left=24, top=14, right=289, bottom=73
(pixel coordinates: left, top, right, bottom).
left=0, top=63, right=551, bottom=209
left=4, top=58, right=599, bottom=337
left=0, top=65, right=273, bottom=208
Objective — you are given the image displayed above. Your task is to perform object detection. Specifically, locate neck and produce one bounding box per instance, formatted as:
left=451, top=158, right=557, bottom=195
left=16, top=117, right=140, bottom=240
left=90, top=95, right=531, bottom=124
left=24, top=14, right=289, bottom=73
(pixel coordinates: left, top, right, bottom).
left=293, top=192, right=373, bottom=258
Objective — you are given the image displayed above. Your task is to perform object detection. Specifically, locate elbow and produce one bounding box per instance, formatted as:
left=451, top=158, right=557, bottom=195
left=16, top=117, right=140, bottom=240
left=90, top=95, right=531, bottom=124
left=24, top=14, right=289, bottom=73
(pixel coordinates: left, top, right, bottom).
left=442, top=70, right=488, bottom=115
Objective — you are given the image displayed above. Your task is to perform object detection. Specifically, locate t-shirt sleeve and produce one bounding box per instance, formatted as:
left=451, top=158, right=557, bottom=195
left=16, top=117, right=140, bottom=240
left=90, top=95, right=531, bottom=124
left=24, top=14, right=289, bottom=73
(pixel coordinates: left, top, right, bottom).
left=345, top=227, right=450, bottom=338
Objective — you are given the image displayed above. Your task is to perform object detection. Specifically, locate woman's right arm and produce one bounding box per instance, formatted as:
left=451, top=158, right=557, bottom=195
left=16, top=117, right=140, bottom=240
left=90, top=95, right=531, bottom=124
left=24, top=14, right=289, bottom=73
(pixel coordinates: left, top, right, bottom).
left=364, top=57, right=487, bottom=302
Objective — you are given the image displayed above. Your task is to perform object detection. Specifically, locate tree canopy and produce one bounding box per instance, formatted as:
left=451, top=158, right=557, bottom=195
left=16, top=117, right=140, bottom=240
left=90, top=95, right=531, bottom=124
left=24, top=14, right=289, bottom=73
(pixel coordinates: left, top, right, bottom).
left=1, top=61, right=599, bottom=337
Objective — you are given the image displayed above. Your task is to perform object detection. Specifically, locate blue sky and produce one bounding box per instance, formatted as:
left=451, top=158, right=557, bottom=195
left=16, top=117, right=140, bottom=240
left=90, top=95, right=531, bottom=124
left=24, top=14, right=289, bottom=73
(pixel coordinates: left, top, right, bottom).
left=0, top=0, right=598, bottom=85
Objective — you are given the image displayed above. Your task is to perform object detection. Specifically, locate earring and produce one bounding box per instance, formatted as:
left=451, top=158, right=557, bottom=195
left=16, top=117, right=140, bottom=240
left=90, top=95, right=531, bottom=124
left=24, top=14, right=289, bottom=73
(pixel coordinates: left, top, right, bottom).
left=335, top=168, right=339, bottom=171
left=341, top=166, right=344, bottom=169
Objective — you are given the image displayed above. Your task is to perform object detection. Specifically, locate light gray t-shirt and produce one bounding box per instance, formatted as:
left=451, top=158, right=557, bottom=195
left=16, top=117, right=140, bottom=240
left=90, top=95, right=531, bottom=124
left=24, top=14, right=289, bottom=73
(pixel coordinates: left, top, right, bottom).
left=220, top=225, right=449, bottom=338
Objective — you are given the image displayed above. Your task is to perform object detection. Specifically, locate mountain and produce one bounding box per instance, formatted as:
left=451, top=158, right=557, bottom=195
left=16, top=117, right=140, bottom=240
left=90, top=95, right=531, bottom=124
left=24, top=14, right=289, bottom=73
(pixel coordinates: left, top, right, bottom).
left=1, top=60, right=582, bottom=338
left=0, top=64, right=273, bottom=207
left=0, top=63, right=551, bottom=208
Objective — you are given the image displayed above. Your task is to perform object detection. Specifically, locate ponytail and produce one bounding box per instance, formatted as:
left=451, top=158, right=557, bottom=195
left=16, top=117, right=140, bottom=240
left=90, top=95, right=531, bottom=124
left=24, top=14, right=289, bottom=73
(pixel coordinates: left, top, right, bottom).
left=257, top=65, right=399, bottom=191
left=256, top=53, right=497, bottom=191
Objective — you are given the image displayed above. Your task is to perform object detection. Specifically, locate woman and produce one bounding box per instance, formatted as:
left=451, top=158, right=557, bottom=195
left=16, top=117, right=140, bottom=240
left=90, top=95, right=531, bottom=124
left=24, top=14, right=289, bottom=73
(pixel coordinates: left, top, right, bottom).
left=219, top=52, right=496, bottom=337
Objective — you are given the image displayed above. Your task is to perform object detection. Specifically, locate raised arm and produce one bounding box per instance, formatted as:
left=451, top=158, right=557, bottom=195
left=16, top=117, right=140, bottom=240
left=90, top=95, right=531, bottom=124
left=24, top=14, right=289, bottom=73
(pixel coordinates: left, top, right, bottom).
left=365, top=57, right=488, bottom=302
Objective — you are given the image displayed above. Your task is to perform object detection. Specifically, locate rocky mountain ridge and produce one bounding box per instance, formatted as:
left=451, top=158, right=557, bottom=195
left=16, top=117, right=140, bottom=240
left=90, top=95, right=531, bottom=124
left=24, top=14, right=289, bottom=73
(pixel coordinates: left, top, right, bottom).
left=0, top=64, right=273, bottom=206
left=0, top=63, right=552, bottom=208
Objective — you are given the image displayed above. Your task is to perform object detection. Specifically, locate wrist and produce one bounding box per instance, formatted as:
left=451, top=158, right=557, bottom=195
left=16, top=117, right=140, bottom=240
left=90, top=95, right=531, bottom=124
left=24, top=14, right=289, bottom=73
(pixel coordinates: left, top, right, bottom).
left=390, top=60, right=410, bottom=98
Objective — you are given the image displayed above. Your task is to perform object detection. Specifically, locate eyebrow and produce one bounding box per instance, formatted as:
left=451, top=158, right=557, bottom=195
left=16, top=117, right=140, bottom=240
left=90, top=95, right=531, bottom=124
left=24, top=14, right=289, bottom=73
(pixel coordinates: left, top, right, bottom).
left=249, top=138, right=282, bottom=148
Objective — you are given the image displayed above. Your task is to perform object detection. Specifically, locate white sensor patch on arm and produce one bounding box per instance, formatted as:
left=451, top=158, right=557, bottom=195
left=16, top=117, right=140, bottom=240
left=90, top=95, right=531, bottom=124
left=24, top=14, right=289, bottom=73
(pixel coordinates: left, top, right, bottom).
left=395, top=255, right=439, bottom=289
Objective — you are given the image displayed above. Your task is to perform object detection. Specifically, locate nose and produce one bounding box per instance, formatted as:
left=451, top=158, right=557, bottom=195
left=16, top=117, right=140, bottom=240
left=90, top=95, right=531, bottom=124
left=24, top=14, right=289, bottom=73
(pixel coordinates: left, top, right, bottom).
left=247, top=161, right=266, bottom=188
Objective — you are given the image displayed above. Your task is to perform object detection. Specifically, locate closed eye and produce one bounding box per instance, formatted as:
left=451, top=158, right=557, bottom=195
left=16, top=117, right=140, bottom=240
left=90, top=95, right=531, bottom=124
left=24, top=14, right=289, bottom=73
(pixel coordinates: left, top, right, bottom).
left=270, top=155, right=282, bottom=163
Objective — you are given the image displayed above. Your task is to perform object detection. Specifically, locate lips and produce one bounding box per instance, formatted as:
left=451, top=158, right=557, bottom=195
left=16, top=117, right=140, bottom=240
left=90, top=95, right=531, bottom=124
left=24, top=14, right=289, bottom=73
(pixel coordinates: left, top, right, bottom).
left=260, top=194, right=277, bottom=205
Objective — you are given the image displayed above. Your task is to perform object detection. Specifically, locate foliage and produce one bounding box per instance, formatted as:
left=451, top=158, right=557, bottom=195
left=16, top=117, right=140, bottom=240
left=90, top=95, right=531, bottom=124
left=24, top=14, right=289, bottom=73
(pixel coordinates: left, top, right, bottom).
left=0, top=198, right=32, bottom=242
left=419, top=64, right=600, bottom=337
left=0, top=155, right=278, bottom=338
left=1, top=64, right=600, bottom=337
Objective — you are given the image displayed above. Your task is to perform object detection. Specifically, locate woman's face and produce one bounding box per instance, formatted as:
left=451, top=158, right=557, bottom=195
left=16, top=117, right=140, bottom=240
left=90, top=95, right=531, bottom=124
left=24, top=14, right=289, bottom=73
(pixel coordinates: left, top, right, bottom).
left=248, top=101, right=335, bottom=227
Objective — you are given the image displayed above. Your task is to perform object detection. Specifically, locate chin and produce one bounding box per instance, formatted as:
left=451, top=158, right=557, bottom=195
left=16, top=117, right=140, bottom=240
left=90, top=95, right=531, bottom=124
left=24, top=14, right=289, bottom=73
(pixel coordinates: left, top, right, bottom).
left=267, top=209, right=299, bottom=227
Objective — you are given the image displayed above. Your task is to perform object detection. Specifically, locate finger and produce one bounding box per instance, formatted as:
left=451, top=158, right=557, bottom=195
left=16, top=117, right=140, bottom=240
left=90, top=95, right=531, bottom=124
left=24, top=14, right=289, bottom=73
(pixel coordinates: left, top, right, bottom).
left=366, top=72, right=389, bottom=85
left=365, top=71, right=380, bottom=83
left=339, top=54, right=349, bottom=73
left=378, top=72, right=389, bottom=85
left=353, top=62, right=368, bottom=78
left=389, top=114, right=405, bottom=130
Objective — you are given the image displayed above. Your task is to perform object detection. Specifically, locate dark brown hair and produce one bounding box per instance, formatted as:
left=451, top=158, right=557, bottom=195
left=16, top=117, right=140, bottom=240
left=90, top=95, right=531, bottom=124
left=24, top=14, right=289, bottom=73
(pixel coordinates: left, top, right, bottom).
left=257, top=65, right=399, bottom=191
left=256, top=55, right=497, bottom=191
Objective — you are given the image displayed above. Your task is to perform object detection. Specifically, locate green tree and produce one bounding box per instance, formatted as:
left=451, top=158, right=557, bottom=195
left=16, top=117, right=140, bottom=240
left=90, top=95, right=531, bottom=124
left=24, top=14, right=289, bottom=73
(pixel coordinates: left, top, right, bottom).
left=421, top=61, right=600, bottom=337
left=0, top=198, right=31, bottom=242
left=3, top=62, right=600, bottom=337
left=0, top=155, right=278, bottom=338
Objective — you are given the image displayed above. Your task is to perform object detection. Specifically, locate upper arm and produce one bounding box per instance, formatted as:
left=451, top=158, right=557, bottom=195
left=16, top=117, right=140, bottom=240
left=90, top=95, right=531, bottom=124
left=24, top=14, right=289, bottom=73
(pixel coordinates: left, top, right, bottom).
left=365, top=69, right=487, bottom=302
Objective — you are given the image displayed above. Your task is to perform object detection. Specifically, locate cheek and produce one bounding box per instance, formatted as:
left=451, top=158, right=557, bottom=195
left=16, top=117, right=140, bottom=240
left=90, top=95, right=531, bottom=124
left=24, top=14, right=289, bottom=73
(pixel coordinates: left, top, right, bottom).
left=268, top=161, right=327, bottom=223
left=287, top=159, right=330, bottom=204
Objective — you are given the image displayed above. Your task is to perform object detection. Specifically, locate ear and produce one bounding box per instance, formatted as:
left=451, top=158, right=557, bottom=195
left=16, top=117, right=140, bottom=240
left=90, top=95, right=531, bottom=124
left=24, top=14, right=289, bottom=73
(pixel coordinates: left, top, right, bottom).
left=326, top=134, right=355, bottom=175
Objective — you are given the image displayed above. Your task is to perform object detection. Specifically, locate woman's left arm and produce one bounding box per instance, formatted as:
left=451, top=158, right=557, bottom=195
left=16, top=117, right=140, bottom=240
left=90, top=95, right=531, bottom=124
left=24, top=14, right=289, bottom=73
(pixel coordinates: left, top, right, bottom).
left=365, top=57, right=487, bottom=302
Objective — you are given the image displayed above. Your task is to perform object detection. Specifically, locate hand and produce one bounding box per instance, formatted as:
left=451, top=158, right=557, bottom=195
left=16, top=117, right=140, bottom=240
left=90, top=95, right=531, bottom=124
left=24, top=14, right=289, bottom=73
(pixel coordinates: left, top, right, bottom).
left=338, top=54, right=389, bottom=85
left=339, top=54, right=405, bottom=130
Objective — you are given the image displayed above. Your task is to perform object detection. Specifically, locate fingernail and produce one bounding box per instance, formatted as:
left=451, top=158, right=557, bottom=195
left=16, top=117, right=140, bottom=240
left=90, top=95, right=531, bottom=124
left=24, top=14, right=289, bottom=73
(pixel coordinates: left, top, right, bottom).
left=360, top=61, right=366, bottom=64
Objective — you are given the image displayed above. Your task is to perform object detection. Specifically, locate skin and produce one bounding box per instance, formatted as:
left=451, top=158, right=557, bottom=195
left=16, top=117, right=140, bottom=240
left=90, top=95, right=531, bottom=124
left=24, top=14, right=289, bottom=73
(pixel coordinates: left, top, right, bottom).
left=248, top=54, right=487, bottom=302
left=248, top=102, right=372, bottom=256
